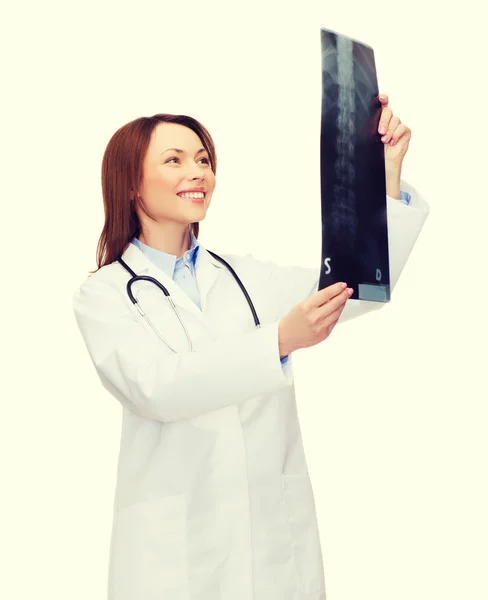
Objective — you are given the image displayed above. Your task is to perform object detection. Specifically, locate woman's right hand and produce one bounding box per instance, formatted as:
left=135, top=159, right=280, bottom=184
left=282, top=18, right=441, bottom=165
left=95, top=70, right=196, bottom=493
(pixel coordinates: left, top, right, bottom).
left=278, top=282, right=353, bottom=357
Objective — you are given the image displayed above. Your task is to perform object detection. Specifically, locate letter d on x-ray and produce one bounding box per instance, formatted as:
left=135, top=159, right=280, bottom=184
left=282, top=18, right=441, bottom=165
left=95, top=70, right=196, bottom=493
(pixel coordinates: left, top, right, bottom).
left=376, top=268, right=381, bottom=281
left=324, top=257, right=331, bottom=274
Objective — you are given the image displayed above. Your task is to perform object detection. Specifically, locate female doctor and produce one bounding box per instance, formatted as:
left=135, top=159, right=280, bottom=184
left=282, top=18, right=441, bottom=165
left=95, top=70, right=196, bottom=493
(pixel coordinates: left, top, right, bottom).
left=73, top=94, right=429, bottom=600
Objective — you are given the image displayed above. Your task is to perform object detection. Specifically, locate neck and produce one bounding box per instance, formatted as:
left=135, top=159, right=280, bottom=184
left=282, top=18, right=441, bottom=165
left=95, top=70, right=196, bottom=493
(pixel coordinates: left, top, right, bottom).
left=138, top=221, right=192, bottom=258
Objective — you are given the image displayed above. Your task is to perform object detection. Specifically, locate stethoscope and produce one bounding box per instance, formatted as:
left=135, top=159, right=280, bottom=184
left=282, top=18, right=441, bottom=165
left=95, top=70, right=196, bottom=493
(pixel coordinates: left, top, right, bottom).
left=117, top=251, right=260, bottom=353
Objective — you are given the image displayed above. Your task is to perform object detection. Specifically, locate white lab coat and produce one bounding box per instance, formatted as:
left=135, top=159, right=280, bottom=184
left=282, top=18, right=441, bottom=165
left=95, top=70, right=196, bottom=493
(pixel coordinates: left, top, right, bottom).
left=73, top=181, right=429, bottom=600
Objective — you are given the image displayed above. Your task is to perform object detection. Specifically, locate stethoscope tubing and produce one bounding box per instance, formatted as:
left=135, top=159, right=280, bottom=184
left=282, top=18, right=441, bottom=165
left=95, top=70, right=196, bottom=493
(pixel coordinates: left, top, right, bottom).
left=117, top=251, right=260, bottom=353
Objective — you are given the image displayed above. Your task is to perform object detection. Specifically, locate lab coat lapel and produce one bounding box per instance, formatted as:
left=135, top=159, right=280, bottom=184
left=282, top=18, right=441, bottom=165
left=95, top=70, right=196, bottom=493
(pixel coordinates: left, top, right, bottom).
left=119, top=242, right=223, bottom=321
left=194, top=244, right=224, bottom=313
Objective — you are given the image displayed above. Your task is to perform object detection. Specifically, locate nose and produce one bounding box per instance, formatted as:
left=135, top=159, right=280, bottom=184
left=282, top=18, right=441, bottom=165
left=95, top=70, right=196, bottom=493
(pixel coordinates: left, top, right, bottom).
left=187, top=164, right=206, bottom=180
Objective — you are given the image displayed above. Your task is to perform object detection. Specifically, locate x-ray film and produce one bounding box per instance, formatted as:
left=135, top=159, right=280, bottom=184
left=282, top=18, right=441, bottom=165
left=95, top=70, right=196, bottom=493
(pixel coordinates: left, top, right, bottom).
left=318, top=28, right=390, bottom=302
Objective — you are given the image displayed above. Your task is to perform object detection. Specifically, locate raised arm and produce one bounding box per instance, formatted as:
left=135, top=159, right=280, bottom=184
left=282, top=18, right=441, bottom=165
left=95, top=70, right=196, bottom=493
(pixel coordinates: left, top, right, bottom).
left=245, top=179, right=429, bottom=325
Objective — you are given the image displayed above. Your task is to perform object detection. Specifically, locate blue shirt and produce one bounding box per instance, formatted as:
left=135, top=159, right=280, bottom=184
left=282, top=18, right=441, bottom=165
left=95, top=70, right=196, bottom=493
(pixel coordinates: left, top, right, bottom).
left=132, top=231, right=202, bottom=310
left=131, top=190, right=411, bottom=364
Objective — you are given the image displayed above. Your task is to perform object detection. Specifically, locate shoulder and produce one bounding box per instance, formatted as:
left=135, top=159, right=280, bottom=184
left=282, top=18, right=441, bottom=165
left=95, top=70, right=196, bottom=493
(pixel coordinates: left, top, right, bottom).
left=75, top=261, right=120, bottom=292
left=208, top=250, right=290, bottom=283
left=206, top=249, right=319, bottom=310
left=73, top=261, right=127, bottom=315
left=212, top=250, right=317, bottom=287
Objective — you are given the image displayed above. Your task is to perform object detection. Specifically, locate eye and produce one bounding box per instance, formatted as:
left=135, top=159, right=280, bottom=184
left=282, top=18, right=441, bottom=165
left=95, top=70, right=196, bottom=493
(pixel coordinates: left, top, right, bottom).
left=165, top=156, right=210, bottom=165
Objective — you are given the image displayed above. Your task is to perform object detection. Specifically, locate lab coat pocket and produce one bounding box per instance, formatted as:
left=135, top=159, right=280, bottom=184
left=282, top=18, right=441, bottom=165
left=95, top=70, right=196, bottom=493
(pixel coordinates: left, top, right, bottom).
left=109, top=494, right=189, bottom=600
left=282, top=474, right=326, bottom=595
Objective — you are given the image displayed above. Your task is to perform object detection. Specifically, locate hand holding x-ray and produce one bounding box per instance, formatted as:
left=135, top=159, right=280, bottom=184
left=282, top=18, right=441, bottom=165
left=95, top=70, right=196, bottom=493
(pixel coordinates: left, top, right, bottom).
left=278, top=281, right=353, bottom=357
left=378, top=94, right=412, bottom=168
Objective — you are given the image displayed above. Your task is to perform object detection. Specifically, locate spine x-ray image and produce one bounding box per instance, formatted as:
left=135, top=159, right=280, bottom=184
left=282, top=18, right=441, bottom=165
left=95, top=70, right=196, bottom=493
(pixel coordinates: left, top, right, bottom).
left=318, top=28, right=390, bottom=302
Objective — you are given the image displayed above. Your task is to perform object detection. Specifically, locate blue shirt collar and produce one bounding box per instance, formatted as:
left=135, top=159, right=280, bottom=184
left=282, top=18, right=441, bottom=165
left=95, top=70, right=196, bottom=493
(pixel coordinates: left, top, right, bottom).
left=131, top=230, right=200, bottom=278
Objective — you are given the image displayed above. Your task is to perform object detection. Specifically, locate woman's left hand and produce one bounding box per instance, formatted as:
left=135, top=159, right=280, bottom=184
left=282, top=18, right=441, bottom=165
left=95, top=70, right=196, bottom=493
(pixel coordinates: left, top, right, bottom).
left=378, top=93, right=411, bottom=167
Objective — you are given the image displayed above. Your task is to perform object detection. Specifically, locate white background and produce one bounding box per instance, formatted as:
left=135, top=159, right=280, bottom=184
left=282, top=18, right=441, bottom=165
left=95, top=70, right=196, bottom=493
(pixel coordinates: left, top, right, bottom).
left=2, top=0, right=487, bottom=598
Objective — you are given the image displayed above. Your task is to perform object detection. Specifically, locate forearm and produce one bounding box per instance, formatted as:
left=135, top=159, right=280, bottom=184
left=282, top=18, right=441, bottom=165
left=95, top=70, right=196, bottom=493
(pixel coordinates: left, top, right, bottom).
left=385, top=164, right=401, bottom=199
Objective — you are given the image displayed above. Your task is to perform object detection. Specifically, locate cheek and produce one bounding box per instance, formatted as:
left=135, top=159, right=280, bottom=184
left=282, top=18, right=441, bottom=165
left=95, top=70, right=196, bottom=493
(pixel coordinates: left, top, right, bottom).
left=140, top=176, right=179, bottom=216
left=207, top=172, right=217, bottom=193
left=147, top=171, right=180, bottom=195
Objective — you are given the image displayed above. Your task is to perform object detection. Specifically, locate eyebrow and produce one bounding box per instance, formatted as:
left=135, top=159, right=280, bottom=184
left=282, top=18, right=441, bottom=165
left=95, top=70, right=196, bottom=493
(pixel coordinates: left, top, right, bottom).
left=160, top=148, right=207, bottom=156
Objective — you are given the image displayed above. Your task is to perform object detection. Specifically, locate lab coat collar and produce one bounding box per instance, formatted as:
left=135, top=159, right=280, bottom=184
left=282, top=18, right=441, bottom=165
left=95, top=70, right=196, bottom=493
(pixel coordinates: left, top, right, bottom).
left=119, top=238, right=225, bottom=319
left=130, top=231, right=200, bottom=277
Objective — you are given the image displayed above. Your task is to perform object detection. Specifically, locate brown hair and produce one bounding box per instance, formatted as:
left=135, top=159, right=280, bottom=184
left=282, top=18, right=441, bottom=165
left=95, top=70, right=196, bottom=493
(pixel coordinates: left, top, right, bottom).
left=94, top=113, right=217, bottom=271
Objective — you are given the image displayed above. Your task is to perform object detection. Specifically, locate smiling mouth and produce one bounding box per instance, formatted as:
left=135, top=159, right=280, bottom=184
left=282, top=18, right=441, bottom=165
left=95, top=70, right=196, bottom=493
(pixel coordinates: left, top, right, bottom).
left=177, top=192, right=206, bottom=199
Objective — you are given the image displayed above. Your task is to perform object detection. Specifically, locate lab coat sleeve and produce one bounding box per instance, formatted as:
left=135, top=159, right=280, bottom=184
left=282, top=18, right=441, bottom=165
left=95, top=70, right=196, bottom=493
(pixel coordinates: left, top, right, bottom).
left=257, top=179, right=429, bottom=323
left=73, top=279, right=293, bottom=423
left=339, top=180, right=429, bottom=323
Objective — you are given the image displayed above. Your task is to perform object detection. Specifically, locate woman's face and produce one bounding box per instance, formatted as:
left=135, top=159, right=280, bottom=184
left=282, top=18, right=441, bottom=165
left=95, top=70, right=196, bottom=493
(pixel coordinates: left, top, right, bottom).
left=136, top=122, right=216, bottom=226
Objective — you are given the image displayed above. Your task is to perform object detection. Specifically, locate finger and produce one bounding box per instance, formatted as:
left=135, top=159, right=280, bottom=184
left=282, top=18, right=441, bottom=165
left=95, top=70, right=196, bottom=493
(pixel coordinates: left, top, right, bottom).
left=381, top=116, right=401, bottom=144
left=378, top=93, right=389, bottom=106
left=320, top=303, right=347, bottom=336
left=326, top=299, right=347, bottom=329
left=378, top=106, right=392, bottom=136
left=308, top=281, right=348, bottom=309
left=388, top=123, right=411, bottom=147
left=315, top=287, right=351, bottom=320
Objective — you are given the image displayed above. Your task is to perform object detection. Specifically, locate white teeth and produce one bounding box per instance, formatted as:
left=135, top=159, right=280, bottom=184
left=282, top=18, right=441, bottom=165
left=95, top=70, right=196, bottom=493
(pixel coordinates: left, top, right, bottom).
left=179, top=192, right=205, bottom=199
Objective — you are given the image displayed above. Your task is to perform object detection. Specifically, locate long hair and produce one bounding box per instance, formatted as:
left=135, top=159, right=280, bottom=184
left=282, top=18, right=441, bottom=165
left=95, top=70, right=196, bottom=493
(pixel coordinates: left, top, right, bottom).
left=94, top=113, right=217, bottom=271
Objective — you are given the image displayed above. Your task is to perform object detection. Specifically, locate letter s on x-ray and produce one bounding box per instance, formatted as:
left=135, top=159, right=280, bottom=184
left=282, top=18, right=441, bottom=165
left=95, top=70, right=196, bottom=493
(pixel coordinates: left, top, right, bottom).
left=324, top=257, right=331, bottom=274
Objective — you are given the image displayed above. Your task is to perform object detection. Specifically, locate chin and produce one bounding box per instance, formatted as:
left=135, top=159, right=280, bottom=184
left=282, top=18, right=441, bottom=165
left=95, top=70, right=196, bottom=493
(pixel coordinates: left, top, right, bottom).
left=190, top=213, right=207, bottom=223
left=189, top=204, right=209, bottom=221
